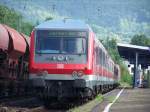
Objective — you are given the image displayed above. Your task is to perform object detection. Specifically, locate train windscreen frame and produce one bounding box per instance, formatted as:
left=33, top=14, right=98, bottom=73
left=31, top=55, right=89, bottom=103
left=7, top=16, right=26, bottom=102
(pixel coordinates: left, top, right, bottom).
left=35, top=30, right=88, bottom=55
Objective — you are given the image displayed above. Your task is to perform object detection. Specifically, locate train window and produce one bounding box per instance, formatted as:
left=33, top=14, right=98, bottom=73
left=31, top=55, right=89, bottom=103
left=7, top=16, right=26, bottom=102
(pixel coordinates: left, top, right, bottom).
left=102, top=51, right=105, bottom=67
left=111, top=64, right=112, bottom=72
left=102, top=52, right=104, bottom=66
left=36, top=37, right=61, bottom=53
left=110, top=63, right=111, bottom=72
left=106, top=56, right=108, bottom=70
left=36, top=30, right=87, bottom=54
left=95, top=47, right=99, bottom=65
left=105, top=56, right=107, bottom=69
left=62, top=38, right=86, bottom=54
left=108, top=59, right=110, bottom=71
left=104, top=53, right=106, bottom=68
left=111, top=63, right=112, bottom=72
left=107, top=58, right=109, bottom=70
left=112, top=63, right=114, bottom=73
left=103, top=53, right=105, bottom=67
left=99, top=48, right=102, bottom=65
left=110, top=63, right=112, bottom=72
left=111, top=63, right=114, bottom=72
left=36, top=36, right=86, bottom=54
left=98, top=48, right=100, bottom=65
left=110, top=62, right=112, bottom=72
left=105, top=55, right=107, bottom=68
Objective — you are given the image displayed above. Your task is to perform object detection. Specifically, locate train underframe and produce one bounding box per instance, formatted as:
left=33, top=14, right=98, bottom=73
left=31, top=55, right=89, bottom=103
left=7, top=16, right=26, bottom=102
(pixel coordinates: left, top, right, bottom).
left=33, top=79, right=119, bottom=104
left=0, top=79, right=31, bottom=97
left=0, top=53, right=31, bottom=98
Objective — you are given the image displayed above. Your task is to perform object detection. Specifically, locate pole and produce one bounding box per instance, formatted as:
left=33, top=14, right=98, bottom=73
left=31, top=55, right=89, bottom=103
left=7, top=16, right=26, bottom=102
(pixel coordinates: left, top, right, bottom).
left=133, top=52, right=138, bottom=88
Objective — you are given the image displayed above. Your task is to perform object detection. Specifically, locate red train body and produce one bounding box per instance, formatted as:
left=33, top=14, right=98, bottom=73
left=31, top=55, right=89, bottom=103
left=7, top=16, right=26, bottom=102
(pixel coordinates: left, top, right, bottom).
left=0, top=24, right=30, bottom=97
left=29, top=20, right=120, bottom=101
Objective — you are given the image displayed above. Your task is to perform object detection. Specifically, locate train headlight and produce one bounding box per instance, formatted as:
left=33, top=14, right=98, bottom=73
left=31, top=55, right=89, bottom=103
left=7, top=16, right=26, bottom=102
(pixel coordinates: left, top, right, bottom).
left=72, top=71, right=78, bottom=78
left=43, top=70, right=48, bottom=75
left=37, top=70, right=48, bottom=76
left=72, top=71, right=84, bottom=78
left=77, top=71, right=84, bottom=77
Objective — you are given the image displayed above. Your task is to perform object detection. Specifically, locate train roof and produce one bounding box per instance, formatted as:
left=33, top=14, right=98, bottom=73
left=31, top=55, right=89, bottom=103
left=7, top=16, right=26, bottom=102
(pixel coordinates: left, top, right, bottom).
left=0, top=24, right=9, bottom=50
left=4, top=25, right=27, bottom=58
left=35, top=19, right=91, bottom=31
left=20, top=33, right=30, bottom=47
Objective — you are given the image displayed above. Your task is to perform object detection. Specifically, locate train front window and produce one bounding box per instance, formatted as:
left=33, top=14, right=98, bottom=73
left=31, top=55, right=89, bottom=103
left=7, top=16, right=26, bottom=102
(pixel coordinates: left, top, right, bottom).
left=36, top=30, right=87, bottom=54
left=36, top=38, right=61, bottom=53
left=62, top=38, right=86, bottom=54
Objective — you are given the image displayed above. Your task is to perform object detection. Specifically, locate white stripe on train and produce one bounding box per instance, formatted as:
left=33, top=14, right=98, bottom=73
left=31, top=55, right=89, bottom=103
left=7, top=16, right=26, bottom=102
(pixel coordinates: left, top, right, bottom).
left=29, top=73, right=115, bottom=82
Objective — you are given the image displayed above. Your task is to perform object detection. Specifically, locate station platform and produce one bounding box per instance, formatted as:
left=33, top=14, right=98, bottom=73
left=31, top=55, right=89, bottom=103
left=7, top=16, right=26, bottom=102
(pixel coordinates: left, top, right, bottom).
left=110, top=88, right=150, bottom=112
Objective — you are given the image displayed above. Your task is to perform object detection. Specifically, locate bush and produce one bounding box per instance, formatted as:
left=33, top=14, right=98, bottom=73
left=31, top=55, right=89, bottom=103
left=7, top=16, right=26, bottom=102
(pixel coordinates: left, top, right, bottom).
left=120, top=63, right=132, bottom=85
left=103, top=38, right=132, bottom=85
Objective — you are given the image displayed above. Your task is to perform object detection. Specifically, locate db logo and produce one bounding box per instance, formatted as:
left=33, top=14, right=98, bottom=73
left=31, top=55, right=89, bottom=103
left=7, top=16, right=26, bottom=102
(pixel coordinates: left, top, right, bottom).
left=57, top=64, right=64, bottom=69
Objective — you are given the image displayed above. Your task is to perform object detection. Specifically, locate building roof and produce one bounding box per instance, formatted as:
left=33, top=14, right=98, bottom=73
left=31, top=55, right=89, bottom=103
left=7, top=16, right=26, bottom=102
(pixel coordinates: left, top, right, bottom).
left=117, top=43, right=150, bottom=68
left=117, top=43, right=149, bottom=51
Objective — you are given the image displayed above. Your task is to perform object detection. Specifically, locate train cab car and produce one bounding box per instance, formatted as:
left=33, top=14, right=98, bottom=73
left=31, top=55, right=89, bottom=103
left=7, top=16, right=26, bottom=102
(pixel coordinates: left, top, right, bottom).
left=29, top=19, right=119, bottom=101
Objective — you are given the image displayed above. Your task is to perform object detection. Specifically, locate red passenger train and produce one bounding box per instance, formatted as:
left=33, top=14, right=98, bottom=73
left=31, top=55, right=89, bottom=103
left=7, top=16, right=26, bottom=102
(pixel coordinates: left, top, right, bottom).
left=0, top=24, right=30, bottom=97
left=29, top=19, right=120, bottom=102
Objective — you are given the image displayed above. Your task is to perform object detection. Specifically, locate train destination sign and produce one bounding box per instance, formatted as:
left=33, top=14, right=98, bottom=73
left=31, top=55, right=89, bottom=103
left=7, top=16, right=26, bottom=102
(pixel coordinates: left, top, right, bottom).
left=36, top=30, right=87, bottom=37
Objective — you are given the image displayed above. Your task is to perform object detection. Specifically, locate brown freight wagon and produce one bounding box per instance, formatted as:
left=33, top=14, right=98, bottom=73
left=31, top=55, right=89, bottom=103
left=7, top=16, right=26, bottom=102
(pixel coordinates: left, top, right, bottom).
left=0, top=24, right=30, bottom=97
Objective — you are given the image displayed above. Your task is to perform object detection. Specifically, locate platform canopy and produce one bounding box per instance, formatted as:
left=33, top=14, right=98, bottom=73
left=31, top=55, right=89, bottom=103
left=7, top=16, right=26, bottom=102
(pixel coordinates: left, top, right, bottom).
left=117, top=43, right=150, bottom=87
left=117, top=43, right=150, bottom=69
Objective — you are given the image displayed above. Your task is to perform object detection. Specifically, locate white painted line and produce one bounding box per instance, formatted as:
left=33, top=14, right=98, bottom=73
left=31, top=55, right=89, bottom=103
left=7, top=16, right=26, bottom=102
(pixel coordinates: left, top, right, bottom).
left=103, top=88, right=124, bottom=112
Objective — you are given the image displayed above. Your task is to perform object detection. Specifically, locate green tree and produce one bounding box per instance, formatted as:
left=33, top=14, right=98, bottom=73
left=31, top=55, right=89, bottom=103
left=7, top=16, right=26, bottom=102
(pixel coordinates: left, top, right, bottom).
left=102, top=37, right=132, bottom=85
left=0, top=5, right=34, bottom=36
left=102, top=37, right=121, bottom=64
left=130, top=34, right=150, bottom=46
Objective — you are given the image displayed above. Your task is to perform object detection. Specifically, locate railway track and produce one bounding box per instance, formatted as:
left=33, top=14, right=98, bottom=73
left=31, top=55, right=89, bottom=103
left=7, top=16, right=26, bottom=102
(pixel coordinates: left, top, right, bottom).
left=0, top=88, right=118, bottom=112
left=0, top=96, right=67, bottom=112
left=0, top=96, right=43, bottom=112
left=0, top=95, right=86, bottom=112
left=0, top=105, right=66, bottom=112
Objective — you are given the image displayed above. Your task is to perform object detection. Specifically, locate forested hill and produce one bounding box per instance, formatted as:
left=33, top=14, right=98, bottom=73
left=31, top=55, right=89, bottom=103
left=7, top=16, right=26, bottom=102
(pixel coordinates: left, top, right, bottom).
left=0, top=0, right=150, bottom=42
left=0, top=5, right=33, bottom=36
